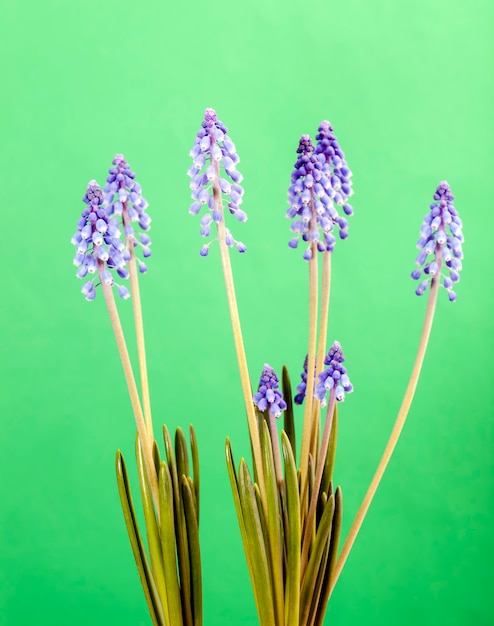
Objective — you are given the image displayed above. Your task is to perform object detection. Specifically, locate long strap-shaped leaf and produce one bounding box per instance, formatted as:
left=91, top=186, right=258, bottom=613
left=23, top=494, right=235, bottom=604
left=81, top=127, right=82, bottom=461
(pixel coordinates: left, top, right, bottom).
left=159, top=462, right=184, bottom=626
left=282, top=367, right=296, bottom=465
left=163, top=426, right=193, bottom=626
left=135, top=439, right=170, bottom=626
left=300, top=494, right=335, bottom=626
left=260, top=420, right=284, bottom=626
left=181, top=476, right=203, bottom=626
left=281, top=432, right=300, bottom=626
left=313, top=487, right=343, bottom=626
left=307, top=541, right=330, bottom=626
left=238, top=460, right=277, bottom=626
left=225, top=439, right=261, bottom=613
left=320, top=407, right=338, bottom=505
left=115, top=450, right=165, bottom=626
left=189, top=425, right=200, bottom=526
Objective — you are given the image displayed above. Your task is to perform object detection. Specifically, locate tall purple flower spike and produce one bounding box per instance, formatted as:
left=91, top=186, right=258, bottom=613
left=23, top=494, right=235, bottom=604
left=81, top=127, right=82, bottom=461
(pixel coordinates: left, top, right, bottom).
left=286, top=122, right=353, bottom=260
left=188, top=108, right=247, bottom=257
left=253, top=364, right=287, bottom=419
left=103, top=154, right=152, bottom=275
left=71, top=180, right=129, bottom=301
left=315, top=342, right=353, bottom=407
left=411, top=181, right=463, bottom=302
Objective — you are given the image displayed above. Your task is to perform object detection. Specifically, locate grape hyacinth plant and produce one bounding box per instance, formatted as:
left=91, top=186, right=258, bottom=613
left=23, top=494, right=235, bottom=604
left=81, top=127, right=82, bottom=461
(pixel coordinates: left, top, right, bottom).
left=72, top=156, right=202, bottom=626
left=71, top=109, right=463, bottom=626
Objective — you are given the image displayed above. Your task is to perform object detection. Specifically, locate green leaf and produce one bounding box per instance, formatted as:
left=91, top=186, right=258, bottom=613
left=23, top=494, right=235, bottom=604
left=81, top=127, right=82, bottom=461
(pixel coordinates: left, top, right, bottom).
left=282, top=366, right=296, bottom=465
left=175, top=427, right=190, bottom=481
left=181, top=476, right=202, bottom=626
left=300, top=494, right=335, bottom=626
left=260, top=420, right=284, bottom=626
left=313, top=487, right=343, bottom=626
left=281, top=431, right=300, bottom=626
left=115, top=450, right=165, bottom=626
left=152, top=440, right=161, bottom=476
left=163, top=426, right=192, bottom=626
left=159, top=462, right=184, bottom=626
left=306, top=540, right=330, bottom=626
left=189, top=425, right=200, bottom=526
left=238, top=460, right=276, bottom=626
left=225, top=439, right=260, bottom=612
left=320, top=405, right=338, bottom=500
left=135, top=438, right=170, bottom=625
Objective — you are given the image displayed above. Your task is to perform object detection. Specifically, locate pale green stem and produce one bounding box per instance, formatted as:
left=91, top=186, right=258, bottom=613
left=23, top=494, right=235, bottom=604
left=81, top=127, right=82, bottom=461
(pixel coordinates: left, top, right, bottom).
left=329, top=268, right=441, bottom=595
left=211, top=156, right=266, bottom=503
left=121, top=198, right=154, bottom=440
left=97, top=260, right=160, bottom=515
left=310, top=252, right=332, bottom=463
left=298, top=240, right=319, bottom=516
left=127, top=255, right=153, bottom=438
left=268, top=412, right=283, bottom=485
left=300, top=390, right=336, bottom=578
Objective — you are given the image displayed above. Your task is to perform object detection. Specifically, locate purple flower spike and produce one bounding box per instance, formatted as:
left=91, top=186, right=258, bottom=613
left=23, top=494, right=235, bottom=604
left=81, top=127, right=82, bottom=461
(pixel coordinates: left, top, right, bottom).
left=188, top=108, right=246, bottom=255
left=315, top=342, right=353, bottom=407
left=103, top=154, right=152, bottom=272
left=253, top=364, right=287, bottom=419
left=71, top=180, right=129, bottom=301
left=315, top=121, right=354, bottom=207
left=287, top=121, right=353, bottom=260
left=411, top=182, right=463, bottom=300
left=294, top=355, right=308, bottom=405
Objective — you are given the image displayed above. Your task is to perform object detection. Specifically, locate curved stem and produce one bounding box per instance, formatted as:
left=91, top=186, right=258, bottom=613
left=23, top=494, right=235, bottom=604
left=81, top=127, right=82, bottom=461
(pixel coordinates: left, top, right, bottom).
left=97, top=262, right=160, bottom=515
left=329, top=273, right=441, bottom=595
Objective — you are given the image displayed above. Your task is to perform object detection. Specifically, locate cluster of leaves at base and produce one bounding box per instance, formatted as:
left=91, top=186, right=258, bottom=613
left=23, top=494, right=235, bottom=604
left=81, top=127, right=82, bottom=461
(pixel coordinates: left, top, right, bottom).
left=226, top=367, right=342, bottom=626
left=116, top=426, right=201, bottom=626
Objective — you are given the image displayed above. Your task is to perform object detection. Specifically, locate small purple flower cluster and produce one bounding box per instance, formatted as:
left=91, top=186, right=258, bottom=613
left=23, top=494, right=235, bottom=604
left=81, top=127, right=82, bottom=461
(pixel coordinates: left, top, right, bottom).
left=104, top=154, right=152, bottom=274
left=294, top=355, right=308, bottom=405
left=72, top=180, right=130, bottom=301
left=188, top=108, right=246, bottom=257
left=287, top=121, right=353, bottom=260
left=411, top=182, right=463, bottom=301
left=72, top=155, right=151, bottom=301
left=253, top=364, right=287, bottom=419
left=315, top=342, right=353, bottom=406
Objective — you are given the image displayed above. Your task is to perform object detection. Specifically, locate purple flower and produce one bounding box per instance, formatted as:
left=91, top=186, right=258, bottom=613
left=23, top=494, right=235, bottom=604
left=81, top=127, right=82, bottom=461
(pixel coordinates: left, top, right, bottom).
left=188, top=108, right=246, bottom=255
left=71, top=180, right=129, bottom=301
left=103, top=154, right=152, bottom=272
left=286, top=122, right=353, bottom=259
left=253, top=364, right=287, bottom=419
left=315, top=342, right=353, bottom=406
left=411, top=182, right=463, bottom=301
left=314, top=120, right=354, bottom=211
left=294, top=355, right=308, bottom=405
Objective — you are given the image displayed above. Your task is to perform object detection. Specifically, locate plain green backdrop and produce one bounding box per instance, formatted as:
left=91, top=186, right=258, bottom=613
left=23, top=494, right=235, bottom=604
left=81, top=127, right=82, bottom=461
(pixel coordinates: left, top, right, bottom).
left=0, top=0, right=493, bottom=624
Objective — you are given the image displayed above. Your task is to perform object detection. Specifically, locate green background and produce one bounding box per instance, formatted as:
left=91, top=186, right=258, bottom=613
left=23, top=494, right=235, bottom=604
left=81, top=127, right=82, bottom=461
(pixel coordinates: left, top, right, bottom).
left=0, top=0, right=492, bottom=624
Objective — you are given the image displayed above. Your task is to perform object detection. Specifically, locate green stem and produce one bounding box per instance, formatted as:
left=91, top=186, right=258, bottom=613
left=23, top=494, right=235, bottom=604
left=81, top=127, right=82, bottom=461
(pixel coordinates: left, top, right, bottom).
left=211, top=158, right=266, bottom=503
left=329, top=271, right=441, bottom=595
left=299, top=242, right=319, bottom=515
left=97, top=261, right=160, bottom=515
left=122, top=200, right=154, bottom=440
left=311, top=252, right=332, bottom=463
